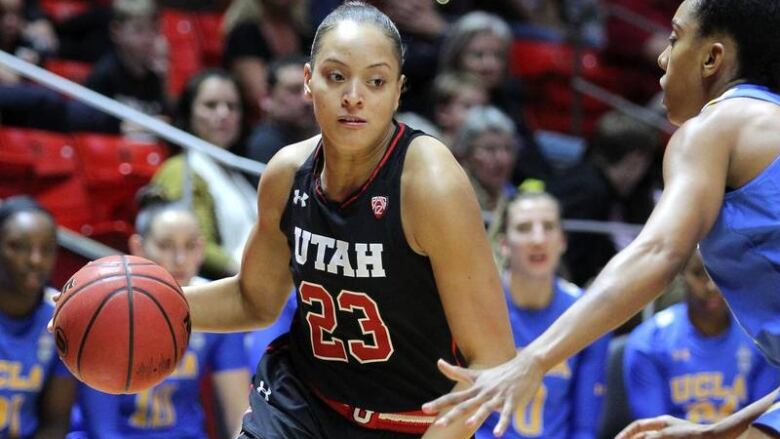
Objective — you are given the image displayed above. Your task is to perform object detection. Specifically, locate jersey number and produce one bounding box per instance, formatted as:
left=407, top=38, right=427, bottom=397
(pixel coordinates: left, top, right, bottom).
left=0, top=395, right=23, bottom=436
left=130, top=383, right=177, bottom=428
left=514, top=384, right=547, bottom=436
left=299, top=282, right=394, bottom=363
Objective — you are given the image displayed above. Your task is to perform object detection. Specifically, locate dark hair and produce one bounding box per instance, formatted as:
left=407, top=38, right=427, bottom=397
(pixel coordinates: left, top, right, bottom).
left=590, top=111, right=661, bottom=165
left=0, top=196, right=55, bottom=238
left=268, top=55, right=308, bottom=89
left=694, top=0, right=780, bottom=91
left=310, top=1, right=405, bottom=73
left=172, top=68, right=245, bottom=154
left=174, top=68, right=242, bottom=134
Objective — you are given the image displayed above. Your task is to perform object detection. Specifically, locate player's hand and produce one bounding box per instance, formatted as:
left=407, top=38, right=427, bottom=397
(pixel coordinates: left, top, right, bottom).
left=616, top=415, right=715, bottom=439
left=422, top=351, right=544, bottom=437
left=46, top=291, right=63, bottom=333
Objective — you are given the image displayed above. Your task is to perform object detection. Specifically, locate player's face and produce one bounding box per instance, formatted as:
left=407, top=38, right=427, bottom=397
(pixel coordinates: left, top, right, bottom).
left=191, top=77, right=242, bottom=149
left=684, top=254, right=729, bottom=320
left=460, top=31, right=507, bottom=90
left=138, top=211, right=204, bottom=287
left=465, top=130, right=515, bottom=195
left=505, top=198, right=565, bottom=280
left=657, top=0, right=711, bottom=125
left=304, top=21, right=403, bottom=152
left=0, top=211, right=56, bottom=298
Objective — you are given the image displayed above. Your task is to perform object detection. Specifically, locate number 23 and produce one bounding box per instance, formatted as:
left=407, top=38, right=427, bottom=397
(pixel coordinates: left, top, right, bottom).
left=299, top=281, right=394, bottom=364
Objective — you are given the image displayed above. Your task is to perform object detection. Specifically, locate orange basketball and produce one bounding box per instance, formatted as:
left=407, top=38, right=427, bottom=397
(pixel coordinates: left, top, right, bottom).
left=52, top=254, right=190, bottom=394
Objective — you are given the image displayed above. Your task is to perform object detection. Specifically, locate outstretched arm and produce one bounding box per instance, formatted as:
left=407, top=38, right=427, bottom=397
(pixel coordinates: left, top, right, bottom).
left=403, top=137, right=516, bottom=439
left=617, top=387, right=780, bottom=439
left=184, top=142, right=310, bottom=332
left=424, top=111, right=734, bottom=436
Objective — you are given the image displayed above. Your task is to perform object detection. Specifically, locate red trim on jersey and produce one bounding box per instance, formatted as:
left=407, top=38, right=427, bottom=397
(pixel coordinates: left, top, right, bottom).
left=313, top=123, right=407, bottom=209
left=313, top=388, right=435, bottom=435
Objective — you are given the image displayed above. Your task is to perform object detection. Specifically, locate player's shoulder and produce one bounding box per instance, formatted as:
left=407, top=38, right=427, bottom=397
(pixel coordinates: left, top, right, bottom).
left=257, top=135, right=319, bottom=205
left=402, top=134, right=466, bottom=194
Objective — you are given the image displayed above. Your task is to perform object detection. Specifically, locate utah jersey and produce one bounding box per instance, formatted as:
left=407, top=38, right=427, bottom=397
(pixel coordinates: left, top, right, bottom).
left=0, top=292, right=69, bottom=438
left=478, top=279, right=610, bottom=439
left=71, top=331, right=246, bottom=438
left=278, top=122, right=461, bottom=412
left=624, top=303, right=778, bottom=423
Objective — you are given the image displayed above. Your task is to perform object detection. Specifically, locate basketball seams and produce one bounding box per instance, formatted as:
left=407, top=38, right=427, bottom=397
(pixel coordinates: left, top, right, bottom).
left=75, top=287, right=128, bottom=377
left=54, top=274, right=185, bottom=324
left=135, top=287, right=185, bottom=368
left=122, top=255, right=135, bottom=393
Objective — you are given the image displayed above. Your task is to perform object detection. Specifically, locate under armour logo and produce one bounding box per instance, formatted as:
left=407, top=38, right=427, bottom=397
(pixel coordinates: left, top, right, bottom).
left=256, top=380, right=272, bottom=401
left=293, top=189, right=309, bottom=207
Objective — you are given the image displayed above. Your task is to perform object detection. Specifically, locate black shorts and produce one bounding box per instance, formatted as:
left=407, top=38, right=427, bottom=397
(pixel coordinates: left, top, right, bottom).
left=239, top=343, right=428, bottom=439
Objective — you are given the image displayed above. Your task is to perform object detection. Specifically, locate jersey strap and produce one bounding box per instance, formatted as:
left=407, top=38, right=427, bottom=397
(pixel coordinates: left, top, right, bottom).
left=703, top=84, right=780, bottom=111
left=312, top=388, right=436, bottom=434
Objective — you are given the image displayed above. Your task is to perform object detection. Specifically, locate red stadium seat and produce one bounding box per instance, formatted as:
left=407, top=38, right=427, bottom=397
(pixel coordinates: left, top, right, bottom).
left=161, top=9, right=204, bottom=97
left=195, top=12, right=225, bottom=67
left=44, top=58, right=93, bottom=84
left=73, top=133, right=168, bottom=225
left=39, top=0, right=90, bottom=23
left=0, top=127, right=95, bottom=230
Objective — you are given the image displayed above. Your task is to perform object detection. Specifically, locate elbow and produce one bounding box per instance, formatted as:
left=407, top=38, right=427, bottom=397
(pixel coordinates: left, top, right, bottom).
left=632, top=236, right=692, bottom=279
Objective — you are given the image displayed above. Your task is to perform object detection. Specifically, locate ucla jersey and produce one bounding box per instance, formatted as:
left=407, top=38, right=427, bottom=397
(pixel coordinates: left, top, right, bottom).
left=276, top=122, right=461, bottom=412
left=478, top=279, right=610, bottom=439
left=698, top=84, right=780, bottom=366
left=624, top=303, right=778, bottom=423
left=73, top=332, right=246, bottom=438
left=0, top=293, right=67, bottom=439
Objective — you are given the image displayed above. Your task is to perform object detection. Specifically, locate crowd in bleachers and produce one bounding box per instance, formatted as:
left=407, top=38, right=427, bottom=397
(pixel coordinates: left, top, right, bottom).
left=1, top=0, right=777, bottom=438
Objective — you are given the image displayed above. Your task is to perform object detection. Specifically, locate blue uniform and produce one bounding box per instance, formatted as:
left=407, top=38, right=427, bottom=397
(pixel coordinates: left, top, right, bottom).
left=0, top=294, right=69, bottom=438
left=71, top=332, right=246, bottom=439
left=624, top=303, right=778, bottom=423
left=478, top=279, right=610, bottom=439
left=697, top=84, right=780, bottom=433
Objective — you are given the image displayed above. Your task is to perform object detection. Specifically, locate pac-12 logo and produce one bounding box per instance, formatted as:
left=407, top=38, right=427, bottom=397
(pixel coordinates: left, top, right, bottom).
left=371, top=196, right=388, bottom=219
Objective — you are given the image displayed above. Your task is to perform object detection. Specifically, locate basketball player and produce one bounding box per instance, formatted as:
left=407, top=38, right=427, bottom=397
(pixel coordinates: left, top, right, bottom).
left=0, top=196, right=76, bottom=438
left=623, top=251, right=778, bottom=425
left=69, top=200, right=249, bottom=438
left=182, top=2, right=515, bottom=438
left=423, top=1, right=780, bottom=437
left=476, top=191, right=610, bottom=439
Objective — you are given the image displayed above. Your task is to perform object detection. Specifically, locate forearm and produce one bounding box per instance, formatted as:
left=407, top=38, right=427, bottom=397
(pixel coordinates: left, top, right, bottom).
left=526, top=239, right=687, bottom=371
left=422, top=382, right=480, bottom=439
left=713, top=388, right=780, bottom=438
left=184, top=276, right=270, bottom=332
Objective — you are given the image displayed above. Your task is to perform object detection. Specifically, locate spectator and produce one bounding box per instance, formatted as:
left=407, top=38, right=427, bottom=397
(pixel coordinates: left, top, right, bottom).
left=0, top=0, right=54, bottom=84
left=453, top=105, right=519, bottom=231
left=0, top=196, right=76, bottom=438
left=550, top=110, right=662, bottom=287
left=624, top=251, right=779, bottom=424
left=69, top=0, right=169, bottom=137
left=245, top=55, right=316, bottom=170
left=431, top=71, right=488, bottom=147
left=222, top=0, right=313, bottom=124
left=151, top=69, right=256, bottom=279
left=439, top=10, right=533, bottom=144
left=69, top=197, right=249, bottom=439
left=478, top=191, right=610, bottom=439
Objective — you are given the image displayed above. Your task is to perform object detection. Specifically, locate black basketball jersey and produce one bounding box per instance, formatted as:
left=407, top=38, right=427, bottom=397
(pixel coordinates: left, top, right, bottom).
left=279, top=122, right=462, bottom=412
